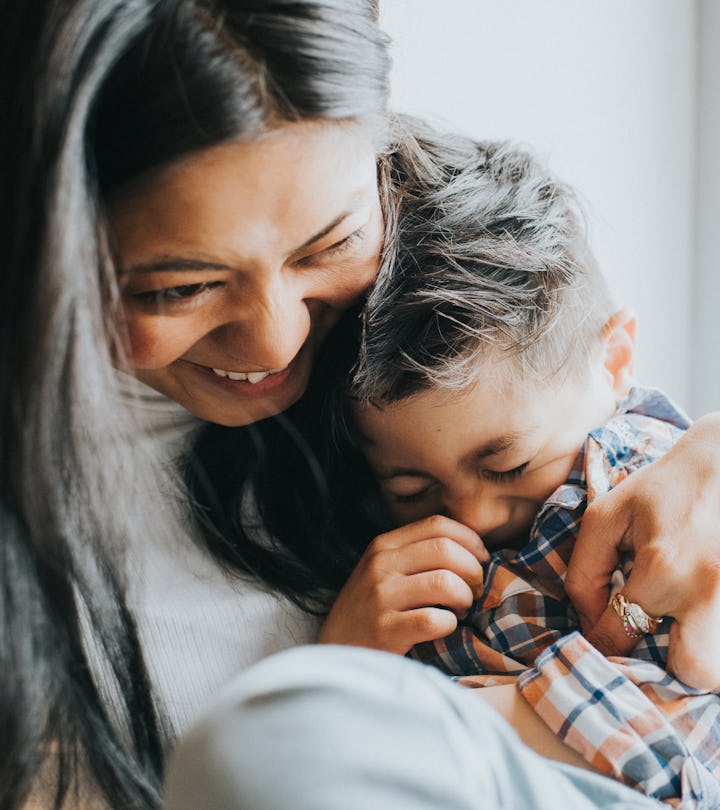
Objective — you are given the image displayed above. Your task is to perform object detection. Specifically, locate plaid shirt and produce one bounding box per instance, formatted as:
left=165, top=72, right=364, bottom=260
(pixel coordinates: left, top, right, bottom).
left=411, top=387, right=720, bottom=809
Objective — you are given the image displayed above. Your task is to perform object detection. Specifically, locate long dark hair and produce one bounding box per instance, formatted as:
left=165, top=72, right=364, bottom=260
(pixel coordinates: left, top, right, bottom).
left=185, top=308, right=392, bottom=612
left=1, top=1, right=389, bottom=807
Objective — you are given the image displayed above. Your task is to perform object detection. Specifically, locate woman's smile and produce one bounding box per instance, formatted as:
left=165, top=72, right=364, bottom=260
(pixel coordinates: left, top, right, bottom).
left=206, top=365, right=288, bottom=383
left=177, top=355, right=297, bottom=397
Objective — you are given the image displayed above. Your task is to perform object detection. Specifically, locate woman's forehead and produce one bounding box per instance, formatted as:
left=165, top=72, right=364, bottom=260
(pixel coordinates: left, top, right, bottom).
left=113, top=121, right=378, bottom=200
left=108, top=122, right=380, bottom=266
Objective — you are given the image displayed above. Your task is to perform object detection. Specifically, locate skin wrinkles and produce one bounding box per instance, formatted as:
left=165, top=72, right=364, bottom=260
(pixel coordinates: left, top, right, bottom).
left=109, top=121, right=384, bottom=426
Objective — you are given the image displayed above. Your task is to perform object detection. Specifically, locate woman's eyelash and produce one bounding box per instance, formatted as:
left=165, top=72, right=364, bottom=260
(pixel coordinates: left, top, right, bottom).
left=328, top=229, right=363, bottom=254
left=128, top=228, right=366, bottom=306
left=131, top=281, right=221, bottom=306
left=299, top=228, right=365, bottom=263
left=482, top=462, right=529, bottom=483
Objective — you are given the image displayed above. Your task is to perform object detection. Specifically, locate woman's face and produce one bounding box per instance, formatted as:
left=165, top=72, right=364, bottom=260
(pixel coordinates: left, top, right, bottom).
left=110, top=122, right=383, bottom=426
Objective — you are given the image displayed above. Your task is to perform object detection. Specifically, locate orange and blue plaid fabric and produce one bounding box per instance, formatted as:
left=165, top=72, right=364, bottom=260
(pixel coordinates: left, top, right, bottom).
left=411, top=387, right=720, bottom=808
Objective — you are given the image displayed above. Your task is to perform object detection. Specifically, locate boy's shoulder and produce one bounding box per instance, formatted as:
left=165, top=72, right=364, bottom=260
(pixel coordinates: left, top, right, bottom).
left=584, top=385, right=692, bottom=490
left=526, top=387, right=691, bottom=561
left=609, top=385, right=692, bottom=430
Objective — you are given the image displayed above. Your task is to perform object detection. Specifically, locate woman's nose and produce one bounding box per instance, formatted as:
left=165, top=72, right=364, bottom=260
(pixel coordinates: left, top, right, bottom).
left=215, top=274, right=311, bottom=369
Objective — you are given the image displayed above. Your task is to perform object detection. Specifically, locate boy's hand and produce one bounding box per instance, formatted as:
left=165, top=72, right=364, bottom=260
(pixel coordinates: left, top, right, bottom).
left=317, top=515, right=488, bottom=654
left=566, top=412, right=720, bottom=690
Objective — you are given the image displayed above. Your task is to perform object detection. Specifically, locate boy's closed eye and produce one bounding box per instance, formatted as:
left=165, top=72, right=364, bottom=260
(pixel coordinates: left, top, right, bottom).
left=481, top=461, right=530, bottom=484
left=381, top=461, right=532, bottom=505
left=382, top=474, right=436, bottom=504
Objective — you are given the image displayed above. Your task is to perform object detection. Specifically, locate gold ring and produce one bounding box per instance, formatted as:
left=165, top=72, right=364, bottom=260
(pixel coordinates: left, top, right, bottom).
left=609, top=593, right=664, bottom=638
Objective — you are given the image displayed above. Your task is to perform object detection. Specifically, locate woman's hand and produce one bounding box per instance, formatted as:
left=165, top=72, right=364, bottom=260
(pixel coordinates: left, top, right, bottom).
left=566, top=412, right=720, bottom=689
left=318, top=515, right=488, bottom=654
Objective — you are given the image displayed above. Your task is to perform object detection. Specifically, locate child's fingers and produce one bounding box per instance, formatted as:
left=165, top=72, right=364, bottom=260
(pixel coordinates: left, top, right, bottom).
left=378, top=535, right=485, bottom=593
left=372, top=514, right=488, bottom=561
left=391, top=606, right=460, bottom=648
left=317, top=518, right=486, bottom=652
left=396, top=570, right=476, bottom=617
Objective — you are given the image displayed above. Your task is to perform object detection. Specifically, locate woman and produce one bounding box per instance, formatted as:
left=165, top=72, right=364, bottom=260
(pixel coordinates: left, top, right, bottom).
left=4, top=2, right=389, bottom=806
left=3, top=1, right=719, bottom=808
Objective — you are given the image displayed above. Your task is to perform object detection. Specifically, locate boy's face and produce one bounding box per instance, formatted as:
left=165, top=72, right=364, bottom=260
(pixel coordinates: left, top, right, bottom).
left=354, top=363, right=618, bottom=549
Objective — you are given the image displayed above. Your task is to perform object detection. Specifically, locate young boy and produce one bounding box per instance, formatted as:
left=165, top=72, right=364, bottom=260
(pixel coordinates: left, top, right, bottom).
left=336, top=129, right=719, bottom=804
left=350, top=134, right=686, bottom=679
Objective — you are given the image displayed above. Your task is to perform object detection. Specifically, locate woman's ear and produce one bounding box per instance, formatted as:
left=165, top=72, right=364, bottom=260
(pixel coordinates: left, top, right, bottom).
left=602, top=308, right=637, bottom=397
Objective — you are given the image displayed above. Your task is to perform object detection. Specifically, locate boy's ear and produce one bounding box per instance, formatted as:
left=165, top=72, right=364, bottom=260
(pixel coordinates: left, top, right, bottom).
left=601, top=308, right=637, bottom=397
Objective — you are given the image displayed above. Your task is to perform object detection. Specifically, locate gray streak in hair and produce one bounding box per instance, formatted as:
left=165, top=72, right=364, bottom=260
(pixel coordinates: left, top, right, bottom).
left=354, top=118, right=615, bottom=403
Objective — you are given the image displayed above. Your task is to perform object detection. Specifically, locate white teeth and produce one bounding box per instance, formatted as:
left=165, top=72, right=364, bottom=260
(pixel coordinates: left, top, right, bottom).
left=246, top=371, right=270, bottom=384
left=211, top=366, right=281, bottom=383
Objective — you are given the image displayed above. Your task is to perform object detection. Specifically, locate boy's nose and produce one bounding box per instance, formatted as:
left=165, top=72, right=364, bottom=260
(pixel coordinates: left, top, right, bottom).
left=444, top=491, right=513, bottom=538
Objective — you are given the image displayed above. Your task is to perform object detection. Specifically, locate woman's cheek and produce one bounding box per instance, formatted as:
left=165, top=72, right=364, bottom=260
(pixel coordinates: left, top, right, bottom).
left=124, top=316, right=197, bottom=369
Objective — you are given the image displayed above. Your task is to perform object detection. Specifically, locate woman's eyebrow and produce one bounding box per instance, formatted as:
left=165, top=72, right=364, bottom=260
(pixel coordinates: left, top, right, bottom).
left=123, top=206, right=364, bottom=274
left=124, top=257, right=232, bottom=274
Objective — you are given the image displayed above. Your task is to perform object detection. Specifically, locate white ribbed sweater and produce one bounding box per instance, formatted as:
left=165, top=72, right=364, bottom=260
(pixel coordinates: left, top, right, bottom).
left=114, top=374, right=321, bottom=742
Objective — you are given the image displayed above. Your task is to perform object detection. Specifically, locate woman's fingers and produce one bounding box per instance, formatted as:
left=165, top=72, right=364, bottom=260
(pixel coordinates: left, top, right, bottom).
left=567, top=413, right=720, bottom=688
left=565, top=488, right=632, bottom=631
left=568, top=412, right=720, bottom=636
left=582, top=604, right=639, bottom=658
left=666, top=601, right=720, bottom=691
left=577, top=550, right=720, bottom=691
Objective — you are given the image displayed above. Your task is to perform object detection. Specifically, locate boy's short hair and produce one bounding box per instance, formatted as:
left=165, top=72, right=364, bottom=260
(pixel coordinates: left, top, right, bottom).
left=354, top=119, right=616, bottom=403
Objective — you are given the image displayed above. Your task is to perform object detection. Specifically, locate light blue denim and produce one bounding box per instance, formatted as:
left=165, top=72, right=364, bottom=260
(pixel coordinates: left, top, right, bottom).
left=163, top=645, right=663, bottom=810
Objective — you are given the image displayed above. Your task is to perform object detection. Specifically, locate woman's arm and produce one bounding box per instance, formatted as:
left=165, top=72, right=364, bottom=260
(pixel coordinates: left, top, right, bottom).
left=566, top=411, right=720, bottom=689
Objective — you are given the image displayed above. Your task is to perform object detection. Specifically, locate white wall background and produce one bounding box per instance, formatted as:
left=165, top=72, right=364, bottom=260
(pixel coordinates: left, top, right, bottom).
left=380, top=0, right=717, bottom=416
left=693, top=0, right=720, bottom=416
